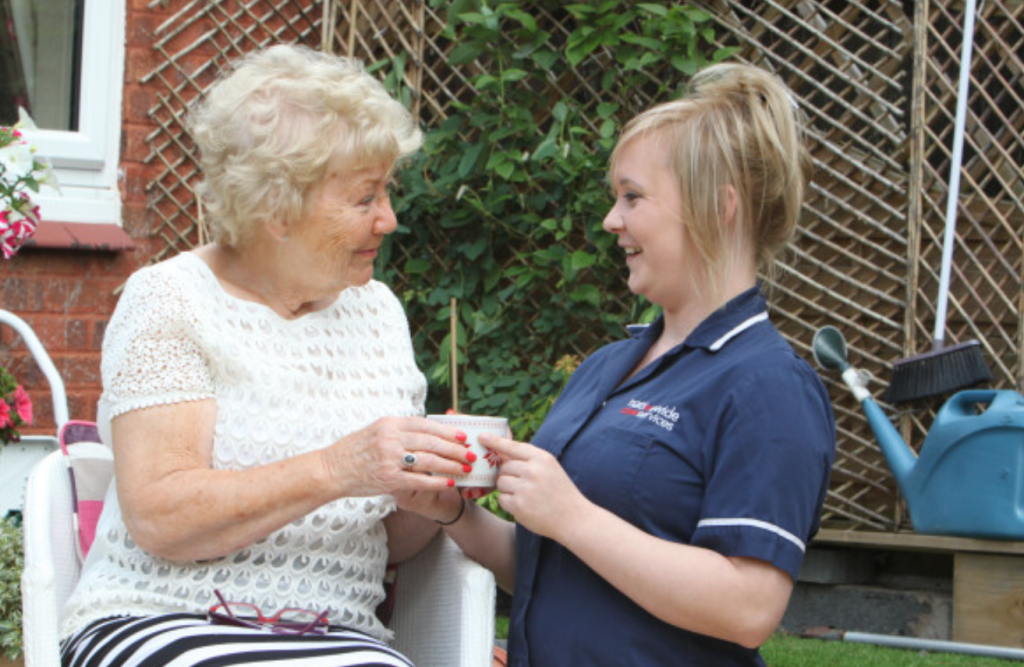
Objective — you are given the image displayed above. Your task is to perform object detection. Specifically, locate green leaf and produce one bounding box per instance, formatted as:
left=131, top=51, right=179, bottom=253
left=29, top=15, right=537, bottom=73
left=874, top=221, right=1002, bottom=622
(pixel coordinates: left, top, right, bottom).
left=565, top=3, right=596, bottom=18
left=713, top=46, right=741, bottom=62
left=551, top=101, right=569, bottom=123
left=670, top=54, right=697, bottom=75
left=533, top=247, right=564, bottom=264
left=532, top=138, right=559, bottom=162
left=596, top=102, right=619, bottom=119
left=570, top=251, right=597, bottom=270
left=404, top=258, right=432, bottom=274
left=458, top=12, right=487, bottom=25
left=638, top=3, right=668, bottom=15
left=448, top=42, right=483, bottom=66
left=457, top=142, right=485, bottom=178
left=460, top=236, right=488, bottom=261
left=688, top=8, right=712, bottom=22
left=531, top=49, right=559, bottom=70
left=503, top=7, right=537, bottom=32
left=501, top=68, right=529, bottom=83
left=620, top=34, right=662, bottom=50
left=570, top=284, right=601, bottom=306
left=474, top=74, right=499, bottom=90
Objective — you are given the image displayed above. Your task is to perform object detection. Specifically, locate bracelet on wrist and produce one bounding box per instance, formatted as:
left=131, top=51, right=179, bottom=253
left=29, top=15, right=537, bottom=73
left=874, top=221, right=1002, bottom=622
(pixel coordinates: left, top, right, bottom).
left=435, top=496, right=466, bottom=526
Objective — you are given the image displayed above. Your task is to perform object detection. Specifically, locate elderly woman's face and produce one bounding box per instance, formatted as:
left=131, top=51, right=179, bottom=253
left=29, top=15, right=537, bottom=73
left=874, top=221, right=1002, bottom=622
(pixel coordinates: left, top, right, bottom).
left=290, top=152, right=397, bottom=292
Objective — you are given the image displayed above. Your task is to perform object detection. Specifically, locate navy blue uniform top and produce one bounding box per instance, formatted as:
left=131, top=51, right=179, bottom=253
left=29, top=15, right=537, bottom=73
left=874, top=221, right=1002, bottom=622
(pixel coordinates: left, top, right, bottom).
left=507, top=286, right=835, bottom=666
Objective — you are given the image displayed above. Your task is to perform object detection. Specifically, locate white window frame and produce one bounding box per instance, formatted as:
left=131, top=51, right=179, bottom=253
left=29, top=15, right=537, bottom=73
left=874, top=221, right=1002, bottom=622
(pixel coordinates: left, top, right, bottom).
left=19, top=1, right=126, bottom=226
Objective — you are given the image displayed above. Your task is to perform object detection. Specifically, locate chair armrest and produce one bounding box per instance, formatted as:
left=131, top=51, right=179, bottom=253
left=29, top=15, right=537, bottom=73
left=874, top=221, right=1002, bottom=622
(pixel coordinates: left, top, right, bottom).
left=21, top=450, right=80, bottom=667
left=390, top=531, right=496, bottom=667
left=22, top=443, right=110, bottom=667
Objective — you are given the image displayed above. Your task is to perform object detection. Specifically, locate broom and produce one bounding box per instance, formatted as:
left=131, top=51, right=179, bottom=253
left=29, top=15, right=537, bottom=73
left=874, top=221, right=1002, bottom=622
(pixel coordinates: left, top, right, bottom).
left=885, top=0, right=991, bottom=404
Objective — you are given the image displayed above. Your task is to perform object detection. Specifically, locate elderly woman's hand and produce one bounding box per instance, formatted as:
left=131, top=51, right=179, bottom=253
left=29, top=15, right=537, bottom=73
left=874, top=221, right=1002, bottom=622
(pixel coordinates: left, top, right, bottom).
left=322, top=416, right=474, bottom=496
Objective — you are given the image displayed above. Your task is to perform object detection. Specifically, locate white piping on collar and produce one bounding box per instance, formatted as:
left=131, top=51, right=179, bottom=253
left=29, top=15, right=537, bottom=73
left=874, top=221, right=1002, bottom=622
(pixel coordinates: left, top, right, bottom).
left=708, top=312, right=769, bottom=352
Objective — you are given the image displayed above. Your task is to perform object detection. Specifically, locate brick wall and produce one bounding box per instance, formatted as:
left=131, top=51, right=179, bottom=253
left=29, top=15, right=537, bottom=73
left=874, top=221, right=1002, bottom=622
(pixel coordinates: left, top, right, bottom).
left=0, top=1, right=167, bottom=436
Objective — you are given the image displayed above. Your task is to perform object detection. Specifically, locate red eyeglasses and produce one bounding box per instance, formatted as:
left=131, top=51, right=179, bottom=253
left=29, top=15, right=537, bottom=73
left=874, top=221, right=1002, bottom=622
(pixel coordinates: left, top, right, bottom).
left=207, top=589, right=330, bottom=636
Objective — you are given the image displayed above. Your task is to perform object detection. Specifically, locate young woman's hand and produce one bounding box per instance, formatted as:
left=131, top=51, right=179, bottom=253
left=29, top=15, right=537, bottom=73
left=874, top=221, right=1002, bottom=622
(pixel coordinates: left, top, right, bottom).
left=479, top=433, right=589, bottom=542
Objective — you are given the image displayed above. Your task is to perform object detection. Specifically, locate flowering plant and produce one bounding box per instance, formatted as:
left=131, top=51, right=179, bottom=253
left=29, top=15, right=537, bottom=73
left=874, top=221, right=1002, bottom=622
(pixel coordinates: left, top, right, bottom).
left=0, top=365, right=32, bottom=446
left=0, top=109, right=59, bottom=259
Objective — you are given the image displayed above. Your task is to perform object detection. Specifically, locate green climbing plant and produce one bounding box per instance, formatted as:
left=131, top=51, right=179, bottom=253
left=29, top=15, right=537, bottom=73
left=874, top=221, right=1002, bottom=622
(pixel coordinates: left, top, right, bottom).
left=374, top=1, right=734, bottom=441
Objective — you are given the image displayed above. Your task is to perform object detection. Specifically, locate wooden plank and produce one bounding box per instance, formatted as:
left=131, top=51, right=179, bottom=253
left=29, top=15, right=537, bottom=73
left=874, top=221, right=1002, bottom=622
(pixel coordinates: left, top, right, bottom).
left=815, top=528, right=1024, bottom=556
left=953, top=553, right=1024, bottom=647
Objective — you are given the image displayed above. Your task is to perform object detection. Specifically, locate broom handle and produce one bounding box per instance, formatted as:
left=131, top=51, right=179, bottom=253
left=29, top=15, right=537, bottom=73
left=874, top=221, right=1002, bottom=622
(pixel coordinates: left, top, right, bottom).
left=933, top=0, right=977, bottom=347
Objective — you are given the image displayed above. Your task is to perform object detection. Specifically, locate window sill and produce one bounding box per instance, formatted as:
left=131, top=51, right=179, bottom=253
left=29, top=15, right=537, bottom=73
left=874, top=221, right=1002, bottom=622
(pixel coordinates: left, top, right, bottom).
left=25, top=221, right=135, bottom=252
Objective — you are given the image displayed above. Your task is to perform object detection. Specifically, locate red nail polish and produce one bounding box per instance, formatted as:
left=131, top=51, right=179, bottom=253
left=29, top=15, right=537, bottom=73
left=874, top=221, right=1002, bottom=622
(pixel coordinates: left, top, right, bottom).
left=463, top=463, right=473, bottom=473
left=456, top=430, right=467, bottom=443
left=466, top=452, right=477, bottom=462
left=446, top=408, right=457, bottom=415
left=447, top=478, right=455, bottom=487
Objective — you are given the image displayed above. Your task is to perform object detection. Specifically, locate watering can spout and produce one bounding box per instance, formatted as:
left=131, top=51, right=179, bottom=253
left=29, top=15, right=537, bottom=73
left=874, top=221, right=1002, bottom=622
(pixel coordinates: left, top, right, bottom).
left=861, top=398, right=918, bottom=492
left=813, top=327, right=918, bottom=493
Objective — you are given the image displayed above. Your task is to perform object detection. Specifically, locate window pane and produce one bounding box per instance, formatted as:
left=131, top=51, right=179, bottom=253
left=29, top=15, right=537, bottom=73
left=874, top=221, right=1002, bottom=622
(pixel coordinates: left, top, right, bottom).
left=0, top=0, right=83, bottom=130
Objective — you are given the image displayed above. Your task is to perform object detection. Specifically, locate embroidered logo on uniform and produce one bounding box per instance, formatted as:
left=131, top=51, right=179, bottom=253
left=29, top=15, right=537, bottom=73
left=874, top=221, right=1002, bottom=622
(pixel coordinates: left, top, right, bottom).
left=620, top=399, right=679, bottom=431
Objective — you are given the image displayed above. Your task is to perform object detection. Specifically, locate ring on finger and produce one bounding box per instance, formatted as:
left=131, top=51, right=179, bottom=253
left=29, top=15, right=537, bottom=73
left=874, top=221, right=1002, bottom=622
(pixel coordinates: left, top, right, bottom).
left=402, top=452, right=418, bottom=468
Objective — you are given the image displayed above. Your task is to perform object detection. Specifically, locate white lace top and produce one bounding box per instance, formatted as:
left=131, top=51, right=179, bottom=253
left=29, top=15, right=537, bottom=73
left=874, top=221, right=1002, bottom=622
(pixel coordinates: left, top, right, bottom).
left=61, top=252, right=427, bottom=641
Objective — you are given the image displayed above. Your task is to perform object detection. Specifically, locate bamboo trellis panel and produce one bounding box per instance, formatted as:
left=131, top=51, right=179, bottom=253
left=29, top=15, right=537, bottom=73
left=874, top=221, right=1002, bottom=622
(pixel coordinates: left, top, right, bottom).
left=142, top=0, right=1024, bottom=533
left=702, top=0, right=1024, bottom=532
left=141, top=0, right=321, bottom=264
left=695, top=0, right=916, bottom=531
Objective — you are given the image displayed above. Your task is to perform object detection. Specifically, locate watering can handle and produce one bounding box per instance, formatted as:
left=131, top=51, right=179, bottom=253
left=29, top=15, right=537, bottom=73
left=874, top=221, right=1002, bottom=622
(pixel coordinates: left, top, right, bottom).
left=944, top=389, right=998, bottom=417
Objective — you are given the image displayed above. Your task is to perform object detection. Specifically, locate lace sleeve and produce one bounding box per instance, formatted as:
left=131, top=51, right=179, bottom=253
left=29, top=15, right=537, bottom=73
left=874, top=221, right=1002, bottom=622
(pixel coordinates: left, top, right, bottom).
left=101, top=265, right=216, bottom=419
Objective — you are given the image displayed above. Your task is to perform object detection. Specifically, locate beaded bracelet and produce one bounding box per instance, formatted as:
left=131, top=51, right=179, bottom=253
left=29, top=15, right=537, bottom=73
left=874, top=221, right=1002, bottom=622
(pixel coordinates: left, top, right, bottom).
left=435, top=497, right=466, bottom=526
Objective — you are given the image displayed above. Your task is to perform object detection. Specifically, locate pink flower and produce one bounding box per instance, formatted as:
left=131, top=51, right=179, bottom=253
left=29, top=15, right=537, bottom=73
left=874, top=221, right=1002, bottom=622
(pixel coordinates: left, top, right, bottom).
left=0, top=399, right=11, bottom=429
left=14, top=385, right=32, bottom=424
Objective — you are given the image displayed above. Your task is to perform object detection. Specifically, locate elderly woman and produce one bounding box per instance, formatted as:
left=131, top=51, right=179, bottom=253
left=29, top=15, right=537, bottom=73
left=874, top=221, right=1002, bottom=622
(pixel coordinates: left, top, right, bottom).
left=409, top=63, right=836, bottom=666
left=59, top=45, right=472, bottom=667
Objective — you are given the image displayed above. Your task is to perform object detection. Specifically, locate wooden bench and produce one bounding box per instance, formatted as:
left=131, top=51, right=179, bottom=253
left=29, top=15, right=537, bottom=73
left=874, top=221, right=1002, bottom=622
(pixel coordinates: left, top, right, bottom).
left=815, top=528, right=1024, bottom=648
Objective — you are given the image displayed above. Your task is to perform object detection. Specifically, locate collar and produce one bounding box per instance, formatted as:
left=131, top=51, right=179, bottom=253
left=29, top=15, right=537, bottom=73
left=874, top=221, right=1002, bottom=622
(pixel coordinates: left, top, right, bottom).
left=626, top=285, right=769, bottom=354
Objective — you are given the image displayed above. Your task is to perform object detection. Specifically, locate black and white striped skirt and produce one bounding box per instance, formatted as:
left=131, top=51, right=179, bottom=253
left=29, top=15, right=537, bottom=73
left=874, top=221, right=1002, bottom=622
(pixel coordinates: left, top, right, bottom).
left=61, top=614, right=415, bottom=667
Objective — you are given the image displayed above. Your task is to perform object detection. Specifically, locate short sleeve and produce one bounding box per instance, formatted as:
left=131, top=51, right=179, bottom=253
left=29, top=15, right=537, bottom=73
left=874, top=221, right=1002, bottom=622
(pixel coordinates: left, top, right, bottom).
left=100, top=265, right=216, bottom=419
left=691, top=358, right=835, bottom=579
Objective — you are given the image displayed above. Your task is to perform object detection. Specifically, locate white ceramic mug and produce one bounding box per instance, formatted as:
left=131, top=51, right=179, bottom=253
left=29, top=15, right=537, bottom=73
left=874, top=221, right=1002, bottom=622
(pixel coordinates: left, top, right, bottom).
left=426, top=414, right=507, bottom=488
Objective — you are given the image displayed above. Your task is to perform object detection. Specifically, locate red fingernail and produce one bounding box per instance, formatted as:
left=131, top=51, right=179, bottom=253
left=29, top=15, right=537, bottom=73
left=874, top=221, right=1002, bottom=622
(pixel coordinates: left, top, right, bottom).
left=456, top=430, right=467, bottom=443
left=462, top=463, right=473, bottom=473
left=447, top=478, right=455, bottom=487
left=466, top=452, right=477, bottom=462
left=446, top=408, right=457, bottom=414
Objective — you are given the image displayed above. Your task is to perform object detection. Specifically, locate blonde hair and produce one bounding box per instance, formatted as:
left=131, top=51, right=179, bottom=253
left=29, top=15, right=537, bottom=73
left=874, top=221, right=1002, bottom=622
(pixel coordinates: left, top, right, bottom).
left=188, top=44, right=423, bottom=247
left=609, top=63, right=811, bottom=299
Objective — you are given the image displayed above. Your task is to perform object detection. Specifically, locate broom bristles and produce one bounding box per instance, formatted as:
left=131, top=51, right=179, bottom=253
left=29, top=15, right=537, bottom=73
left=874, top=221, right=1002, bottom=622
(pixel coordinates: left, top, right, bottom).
left=884, top=339, right=992, bottom=404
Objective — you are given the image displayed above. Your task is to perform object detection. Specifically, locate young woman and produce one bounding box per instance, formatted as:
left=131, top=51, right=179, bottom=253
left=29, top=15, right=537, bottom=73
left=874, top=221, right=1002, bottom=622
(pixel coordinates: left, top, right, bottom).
left=405, top=63, right=836, bottom=666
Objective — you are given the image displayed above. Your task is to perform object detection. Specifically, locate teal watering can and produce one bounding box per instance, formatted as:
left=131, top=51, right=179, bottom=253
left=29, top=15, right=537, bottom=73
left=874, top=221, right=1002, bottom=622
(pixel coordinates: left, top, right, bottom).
left=813, top=326, right=1024, bottom=540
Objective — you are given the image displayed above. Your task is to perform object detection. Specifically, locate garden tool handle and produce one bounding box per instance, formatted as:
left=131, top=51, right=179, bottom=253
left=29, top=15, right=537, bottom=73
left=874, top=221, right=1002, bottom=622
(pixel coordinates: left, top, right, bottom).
left=934, top=0, right=977, bottom=346
left=944, top=388, right=997, bottom=418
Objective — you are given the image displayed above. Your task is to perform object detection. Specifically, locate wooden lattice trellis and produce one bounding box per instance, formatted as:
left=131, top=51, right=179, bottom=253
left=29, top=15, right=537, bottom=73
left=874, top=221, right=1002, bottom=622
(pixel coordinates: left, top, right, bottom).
left=142, top=0, right=322, bottom=264
left=694, top=0, right=915, bottom=531
left=143, top=0, right=1024, bottom=534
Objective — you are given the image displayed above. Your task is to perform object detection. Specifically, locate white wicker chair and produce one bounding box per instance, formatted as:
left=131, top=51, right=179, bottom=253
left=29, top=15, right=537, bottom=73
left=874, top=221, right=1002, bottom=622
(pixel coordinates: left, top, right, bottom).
left=20, top=446, right=496, bottom=667
left=8, top=306, right=497, bottom=667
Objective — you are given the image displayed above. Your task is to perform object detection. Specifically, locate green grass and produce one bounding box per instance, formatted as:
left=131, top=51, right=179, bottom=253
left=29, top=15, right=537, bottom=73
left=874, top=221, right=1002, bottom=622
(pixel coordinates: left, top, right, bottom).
left=762, top=633, right=1019, bottom=666
left=495, top=615, right=509, bottom=641
left=495, top=621, right=1019, bottom=665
